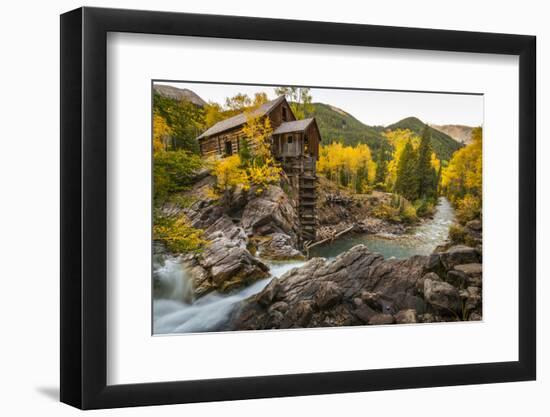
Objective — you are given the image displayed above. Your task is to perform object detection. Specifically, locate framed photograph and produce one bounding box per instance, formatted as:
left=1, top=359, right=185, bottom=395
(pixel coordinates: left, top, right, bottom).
left=60, top=6, right=536, bottom=409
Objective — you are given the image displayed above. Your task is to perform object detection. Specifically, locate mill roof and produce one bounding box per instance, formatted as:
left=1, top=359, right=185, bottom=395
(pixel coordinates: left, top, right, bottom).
left=272, top=118, right=315, bottom=135
left=197, top=96, right=286, bottom=140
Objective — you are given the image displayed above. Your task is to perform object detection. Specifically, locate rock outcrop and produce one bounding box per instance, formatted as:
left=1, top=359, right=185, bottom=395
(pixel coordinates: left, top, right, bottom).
left=163, top=175, right=303, bottom=296
left=229, top=243, right=482, bottom=330
left=182, top=215, right=270, bottom=296
left=255, top=233, right=305, bottom=261
left=241, top=185, right=300, bottom=239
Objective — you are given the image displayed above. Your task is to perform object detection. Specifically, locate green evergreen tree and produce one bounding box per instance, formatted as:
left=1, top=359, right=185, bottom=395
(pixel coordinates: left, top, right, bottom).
left=356, top=162, right=369, bottom=193
left=339, top=168, right=348, bottom=188
left=374, top=147, right=388, bottom=187
left=238, top=138, right=253, bottom=167
left=394, top=140, right=418, bottom=201
left=153, top=92, right=204, bottom=154
left=416, top=125, right=436, bottom=199
left=435, top=163, right=442, bottom=194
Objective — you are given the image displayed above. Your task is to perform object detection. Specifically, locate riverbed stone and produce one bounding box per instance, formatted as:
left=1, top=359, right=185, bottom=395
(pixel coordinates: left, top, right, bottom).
left=440, top=245, right=480, bottom=270
left=454, top=263, right=483, bottom=287
left=192, top=226, right=270, bottom=294
left=446, top=270, right=468, bottom=289
left=368, top=313, right=395, bottom=325
left=315, top=281, right=343, bottom=309
left=281, top=300, right=315, bottom=328
left=354, top=304, right=378, bottom=323
left=424, top=279, right=462, bottom=315
left=464, top=286, right=482, bottom=312
left=416, top=272, right=442, bottom=296
left=256, top=233, right=305, bottom=260
left=395, top=309, right=417, bottom=324
left=466, top=219, right=482, bottom=232
left=256, top=278, right=280, bottom=307
left=469, top=312, right=482, bottom=321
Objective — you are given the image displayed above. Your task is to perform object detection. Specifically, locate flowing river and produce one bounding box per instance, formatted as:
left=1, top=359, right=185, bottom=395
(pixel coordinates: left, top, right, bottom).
left=153, top=197, right=455, bottom=334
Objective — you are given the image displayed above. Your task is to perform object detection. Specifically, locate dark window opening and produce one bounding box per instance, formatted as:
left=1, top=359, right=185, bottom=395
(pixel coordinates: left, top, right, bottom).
left=225, top=140, right=233, bottom=156
left=287, top=136, right=293, bottom=144
left=304, top=135, right=309, bottom=153
left=282, top=107, right=288, bottom=121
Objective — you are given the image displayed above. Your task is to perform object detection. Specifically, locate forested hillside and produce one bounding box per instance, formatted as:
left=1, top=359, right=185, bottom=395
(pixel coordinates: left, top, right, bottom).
left=386, top=116, right=462, bottom=161
left=305, top=103, right=387, bottom=151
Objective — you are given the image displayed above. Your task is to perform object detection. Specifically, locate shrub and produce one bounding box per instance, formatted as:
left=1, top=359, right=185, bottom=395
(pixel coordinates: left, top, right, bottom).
left=372, top=203, right=401, bottom=223
left=456, top=194, right=481, bottom=224
left=373, top=195, right=418, bottom=224
left=448, top=224, right=466, bottom=244
left=399, top=199, right=418, bottom=224
left=153, top=212, right=207, bottom=253
left=246, top=159, right=282, bottom=189
left=212, top=155, right=281, bottom=195
left=153, top=150, right=203, bottom=203
left=415, top=198, right=435, bottom=218
left=213, top=155, right=250, bottom=191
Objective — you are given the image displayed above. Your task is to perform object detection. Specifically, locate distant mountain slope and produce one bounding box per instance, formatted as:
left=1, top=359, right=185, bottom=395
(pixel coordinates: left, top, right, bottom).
left=306, top=103, right=387, bottom=151
left=153, top=84, right=207, bottom=107
left=386, top=117, right=462, bottom=161
left=430, top=124, right=475, bottom=145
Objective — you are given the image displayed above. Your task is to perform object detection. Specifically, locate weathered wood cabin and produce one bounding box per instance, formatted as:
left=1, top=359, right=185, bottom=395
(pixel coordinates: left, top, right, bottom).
left=196, top=96, right=321, bottom=244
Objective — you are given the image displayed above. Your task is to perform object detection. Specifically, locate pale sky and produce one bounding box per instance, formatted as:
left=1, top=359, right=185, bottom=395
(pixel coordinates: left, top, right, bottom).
left=154, top=81, right=483, bottom=127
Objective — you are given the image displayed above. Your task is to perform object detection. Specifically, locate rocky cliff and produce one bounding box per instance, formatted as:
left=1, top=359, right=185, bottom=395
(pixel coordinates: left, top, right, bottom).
left=163, top=172, right=304, bottom=297
left=430, top=124, right=475, bottom=145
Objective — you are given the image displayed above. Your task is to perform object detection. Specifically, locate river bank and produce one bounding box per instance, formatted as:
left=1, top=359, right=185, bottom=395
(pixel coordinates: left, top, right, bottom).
left=153, top=197, right=474, bottom=334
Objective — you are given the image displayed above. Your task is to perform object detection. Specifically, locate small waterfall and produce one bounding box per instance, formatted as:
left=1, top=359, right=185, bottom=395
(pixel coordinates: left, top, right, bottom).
left=153, top=257, right=306, bottom=335
left=153, top=257, right=194, bottom=303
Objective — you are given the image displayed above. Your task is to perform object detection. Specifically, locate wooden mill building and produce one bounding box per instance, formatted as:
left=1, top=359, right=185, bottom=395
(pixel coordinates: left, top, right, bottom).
left=196, top=96, right=321, bottom=244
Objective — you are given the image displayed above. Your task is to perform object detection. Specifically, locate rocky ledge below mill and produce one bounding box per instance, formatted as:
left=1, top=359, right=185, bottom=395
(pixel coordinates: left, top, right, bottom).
left=227, top=243, right=482, bottom=330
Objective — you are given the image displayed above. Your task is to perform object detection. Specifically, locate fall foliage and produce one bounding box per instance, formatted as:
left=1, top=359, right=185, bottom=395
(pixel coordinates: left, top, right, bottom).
left=317, top=142, right=376, bottom=193
left=211, top=113, right=282, bottom=194
left=441, top=127, right=482, bottom=222
left=153, top=211, right=207, bottom=253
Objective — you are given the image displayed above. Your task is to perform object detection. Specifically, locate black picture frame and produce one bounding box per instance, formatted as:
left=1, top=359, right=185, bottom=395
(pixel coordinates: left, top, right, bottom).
left=60, top=6, right=536, bottom=410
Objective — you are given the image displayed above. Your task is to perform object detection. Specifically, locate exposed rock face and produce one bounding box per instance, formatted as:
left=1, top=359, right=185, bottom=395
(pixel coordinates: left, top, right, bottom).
left=439, top=245, right=480, bottom=270
left=429, top=123, right=474, bottom=145
left=229, top=243, right=482, bottom=330
left=183, top=215, right=270, bottom=296
left=315, top=177, right=407, bottom=240
left=256, top=233, right=304, bottom=260
left=153, top=84, right=207, bottom=106
left=163, top=176, right=304, bottom=296
left=241, top=185, right=300, bottom=239
left=423, top=279, right=461, bottom=315
left=454, top=263, right=483, bottom=287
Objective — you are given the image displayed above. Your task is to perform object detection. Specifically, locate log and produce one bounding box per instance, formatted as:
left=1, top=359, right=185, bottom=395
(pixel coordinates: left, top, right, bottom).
left=305, top=225, right=355, bottom=253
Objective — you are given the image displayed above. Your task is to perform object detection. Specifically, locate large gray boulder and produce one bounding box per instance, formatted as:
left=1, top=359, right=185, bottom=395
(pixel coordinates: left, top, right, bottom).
left=256, top=233, right=304, bottom=260
left=368, top=314, right=395, bottom=325
left=439, top=245, right=480, bottom=270
left=185, top=215, right=270, bottom=295
left=454, top=263, right=483, bottom=287
left=241, top=185, right=299, bottom=238
left=199, top=234, right=269, bottom=293
left=395, top=309, right=418, bottom=324
left=423, top=279, right=462, bottom=315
